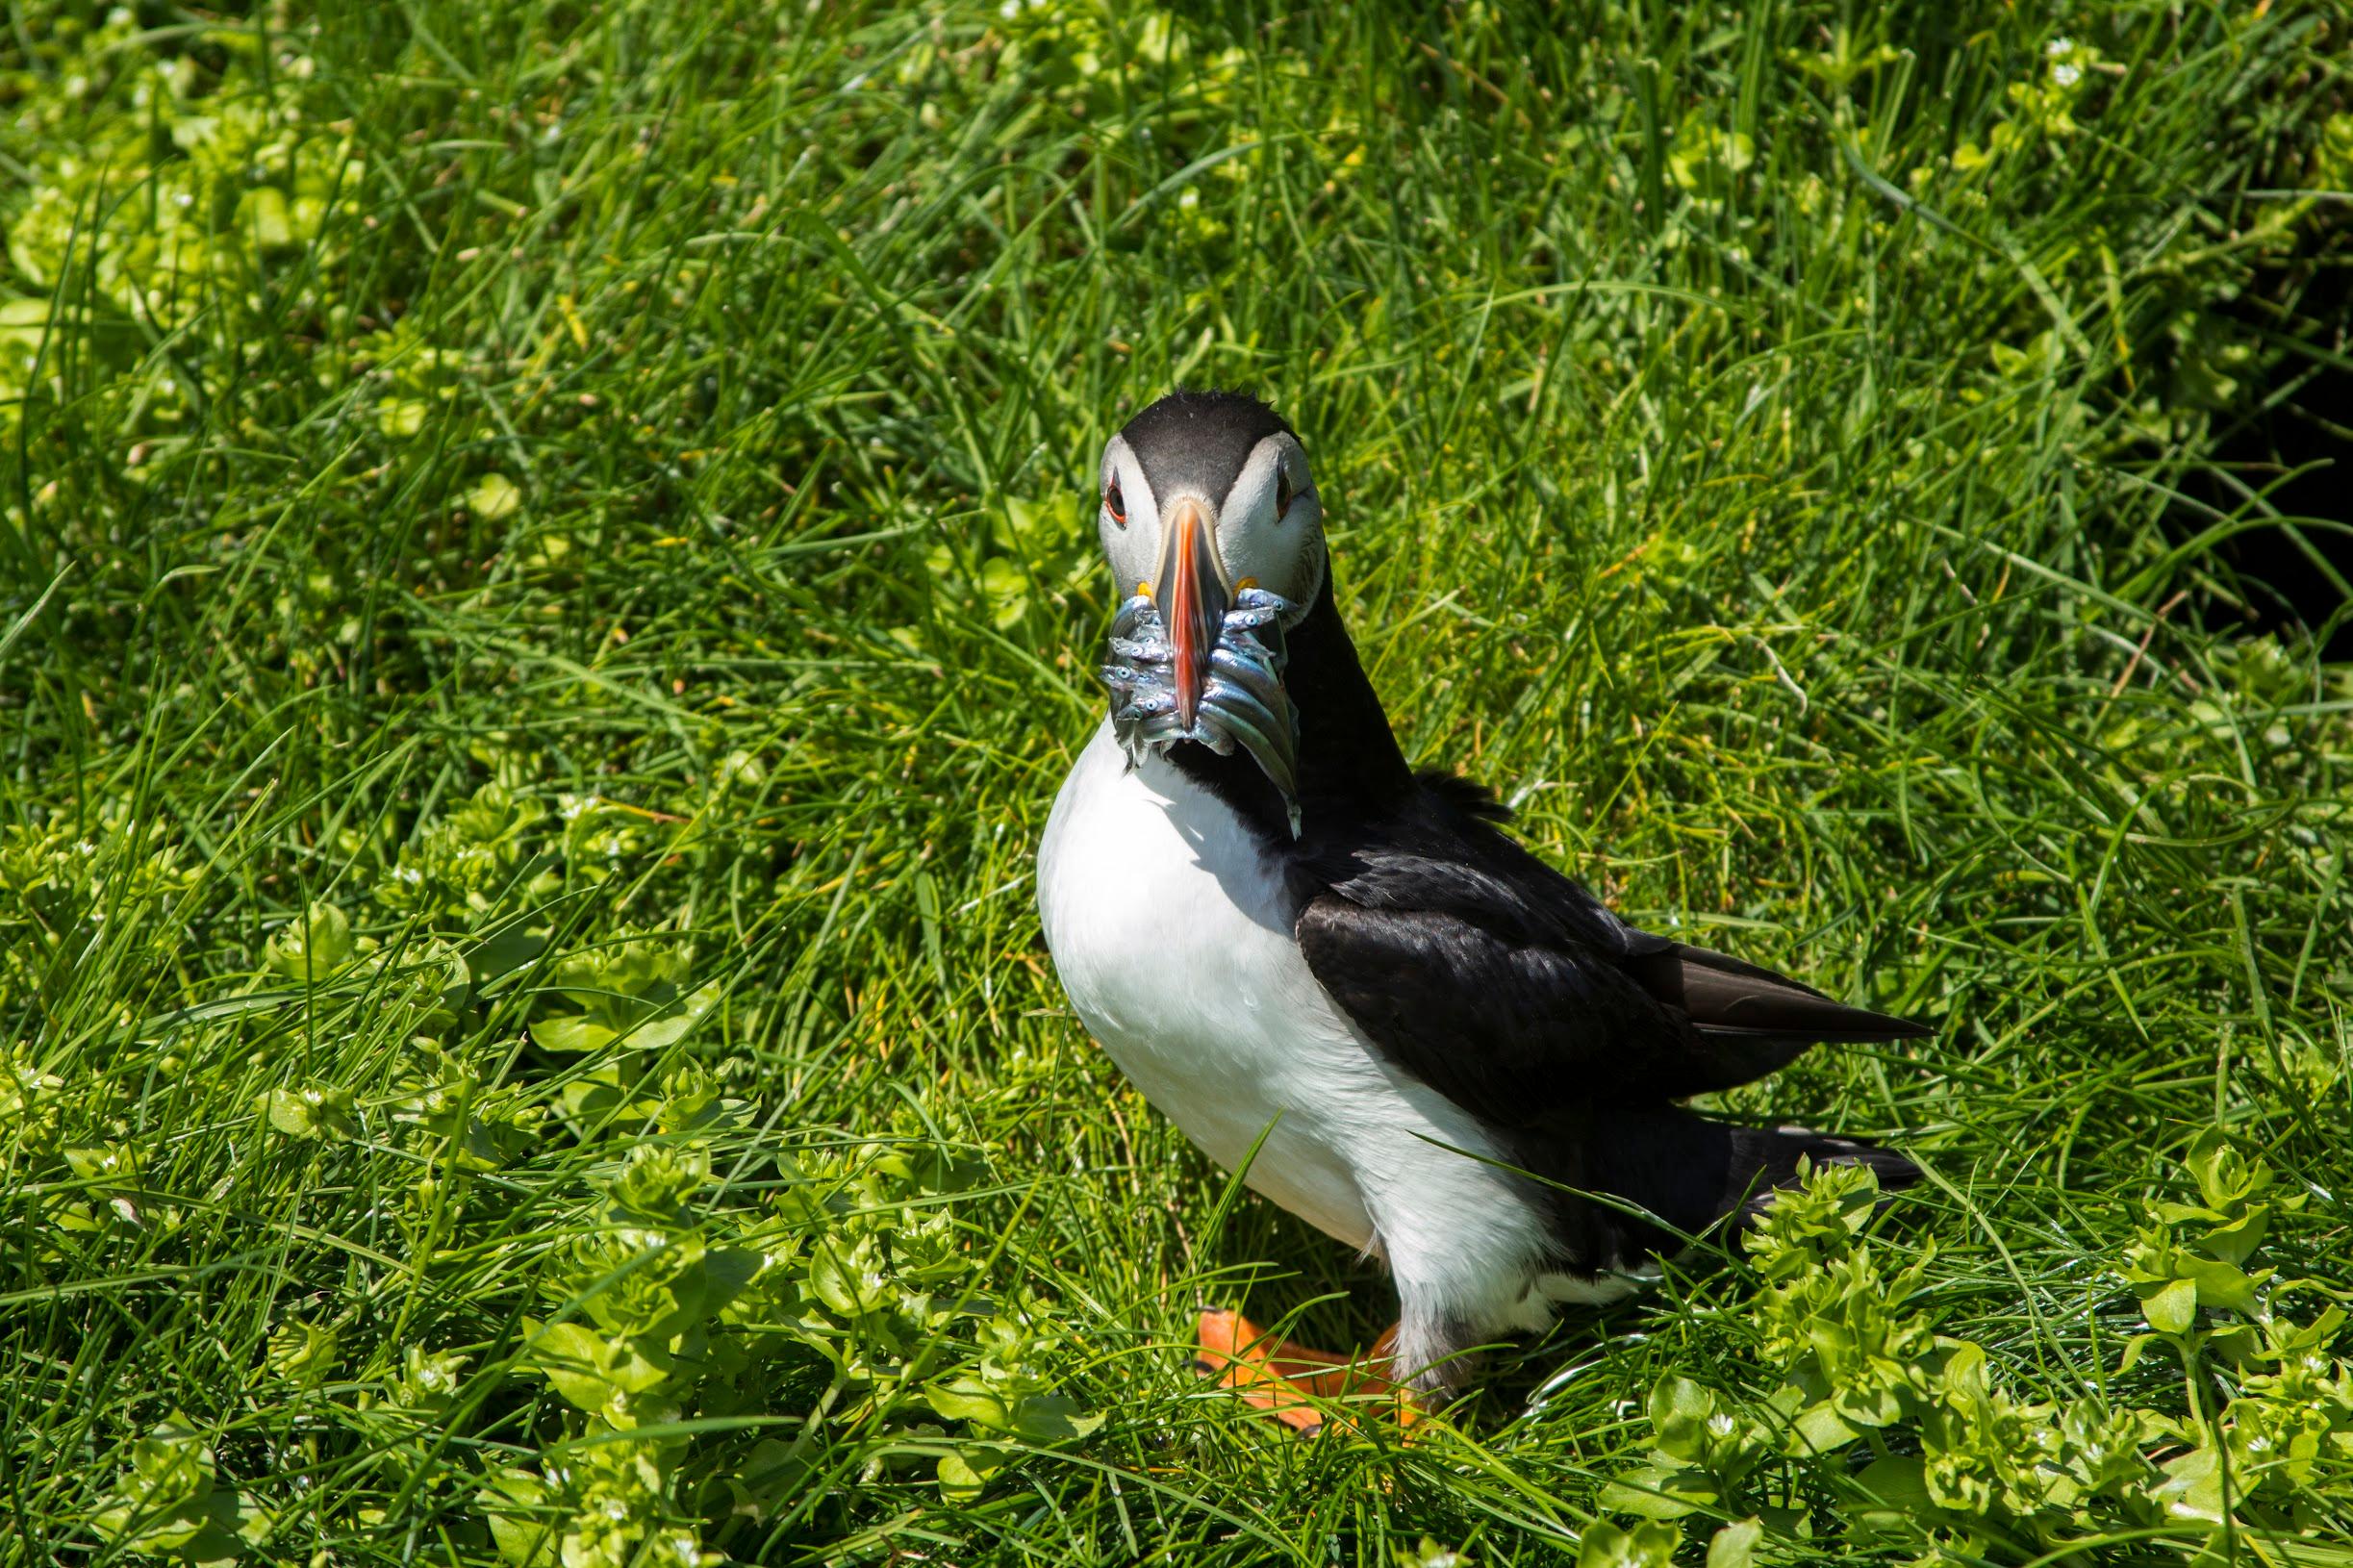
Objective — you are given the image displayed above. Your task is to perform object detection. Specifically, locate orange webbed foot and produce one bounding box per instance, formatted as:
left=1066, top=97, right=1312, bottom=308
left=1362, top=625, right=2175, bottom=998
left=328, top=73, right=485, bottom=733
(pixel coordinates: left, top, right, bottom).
left=1192, top=1307, right=1421, bottom=1434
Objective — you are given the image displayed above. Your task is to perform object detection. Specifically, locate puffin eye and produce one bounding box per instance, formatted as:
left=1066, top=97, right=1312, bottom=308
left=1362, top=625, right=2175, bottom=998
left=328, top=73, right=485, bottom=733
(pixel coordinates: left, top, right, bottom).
left=1275, top=470, right=1296, bottom=516
left=1104, top=482, right=1126, bottom=526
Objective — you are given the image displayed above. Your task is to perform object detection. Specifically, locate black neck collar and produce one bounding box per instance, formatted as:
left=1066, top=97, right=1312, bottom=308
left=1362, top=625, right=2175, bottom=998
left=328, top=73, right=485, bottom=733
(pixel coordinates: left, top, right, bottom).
left=1164, top=575, right=1413, bottom=847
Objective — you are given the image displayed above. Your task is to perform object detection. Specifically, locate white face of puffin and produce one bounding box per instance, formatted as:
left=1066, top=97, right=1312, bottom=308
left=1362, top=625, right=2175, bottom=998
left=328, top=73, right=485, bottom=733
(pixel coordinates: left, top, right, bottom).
left=1093, top=420, right=1327, bottom=833
left=1095, top=428, right=1326, bottom=623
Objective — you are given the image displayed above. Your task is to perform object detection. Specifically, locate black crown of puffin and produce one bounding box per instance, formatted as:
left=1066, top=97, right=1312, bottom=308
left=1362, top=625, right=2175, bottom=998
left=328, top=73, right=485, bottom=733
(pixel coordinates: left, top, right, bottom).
left=1092, top=391, right=1328, bottom=836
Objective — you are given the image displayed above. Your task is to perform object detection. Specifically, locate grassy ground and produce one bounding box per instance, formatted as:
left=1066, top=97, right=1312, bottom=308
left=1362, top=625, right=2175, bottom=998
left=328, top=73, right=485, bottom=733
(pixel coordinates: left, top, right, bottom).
left=5, top=1, right=2351, bottom=1563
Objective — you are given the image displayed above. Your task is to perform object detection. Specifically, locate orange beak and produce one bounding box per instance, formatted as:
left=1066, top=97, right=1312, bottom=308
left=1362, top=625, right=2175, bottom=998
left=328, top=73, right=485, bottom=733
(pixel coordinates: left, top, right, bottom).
left=1151, top=497, right=1231, bottom=731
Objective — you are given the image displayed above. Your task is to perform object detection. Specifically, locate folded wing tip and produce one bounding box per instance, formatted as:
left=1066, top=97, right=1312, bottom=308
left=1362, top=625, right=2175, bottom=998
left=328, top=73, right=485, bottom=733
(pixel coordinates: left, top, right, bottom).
left=1694, top=1010, right=1935, bottom=1047
left=1858, top=1008, right=1935, bottom=1041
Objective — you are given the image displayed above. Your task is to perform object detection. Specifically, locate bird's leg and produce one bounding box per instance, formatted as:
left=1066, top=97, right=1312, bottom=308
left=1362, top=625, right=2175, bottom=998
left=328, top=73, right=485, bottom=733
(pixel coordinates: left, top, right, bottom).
left=1192, top=1307, right=1418, bottom=1433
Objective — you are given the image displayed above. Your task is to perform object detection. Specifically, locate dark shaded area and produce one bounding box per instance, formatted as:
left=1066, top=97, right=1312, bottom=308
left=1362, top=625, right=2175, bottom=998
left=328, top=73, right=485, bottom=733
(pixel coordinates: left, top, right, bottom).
left=2170, top=226, right=2353, bottom=661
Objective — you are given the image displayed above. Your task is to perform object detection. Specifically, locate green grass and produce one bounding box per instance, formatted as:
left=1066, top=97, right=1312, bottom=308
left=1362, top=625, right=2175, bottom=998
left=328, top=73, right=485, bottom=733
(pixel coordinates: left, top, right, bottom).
left=4, top=1, right=2351, bottom=1563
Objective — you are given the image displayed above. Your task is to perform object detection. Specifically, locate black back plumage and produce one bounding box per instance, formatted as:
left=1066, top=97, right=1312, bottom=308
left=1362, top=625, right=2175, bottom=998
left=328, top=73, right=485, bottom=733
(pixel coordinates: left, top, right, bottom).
left=1166, top=572, right=1927, bottom=1276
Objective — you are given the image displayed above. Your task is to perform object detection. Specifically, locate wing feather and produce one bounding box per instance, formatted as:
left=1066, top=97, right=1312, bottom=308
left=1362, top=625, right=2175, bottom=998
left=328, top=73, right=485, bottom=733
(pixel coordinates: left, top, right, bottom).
left=1294, top=827, right=1926, bottom=1125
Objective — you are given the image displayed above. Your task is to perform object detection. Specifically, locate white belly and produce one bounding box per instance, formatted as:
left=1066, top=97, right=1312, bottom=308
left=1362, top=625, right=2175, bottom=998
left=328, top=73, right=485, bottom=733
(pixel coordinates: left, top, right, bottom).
left=1037, top=721, right=1561, bottom=1326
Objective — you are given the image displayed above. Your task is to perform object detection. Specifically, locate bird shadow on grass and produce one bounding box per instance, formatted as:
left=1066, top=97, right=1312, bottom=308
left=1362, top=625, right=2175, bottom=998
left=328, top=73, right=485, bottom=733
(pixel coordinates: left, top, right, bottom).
left=1180, top=1178, right=1717, bottom=1419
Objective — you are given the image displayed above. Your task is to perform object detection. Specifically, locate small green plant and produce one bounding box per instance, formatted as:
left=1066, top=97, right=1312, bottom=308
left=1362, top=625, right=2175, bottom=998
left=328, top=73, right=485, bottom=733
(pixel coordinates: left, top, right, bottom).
left=482, top=1142, right=1096, bottom=1564
left=2, top=13, right=360, bottom=434
left=90, top=1418, right=270, bottom=1565
left=1599, top=1133, right=2351, bottom=1559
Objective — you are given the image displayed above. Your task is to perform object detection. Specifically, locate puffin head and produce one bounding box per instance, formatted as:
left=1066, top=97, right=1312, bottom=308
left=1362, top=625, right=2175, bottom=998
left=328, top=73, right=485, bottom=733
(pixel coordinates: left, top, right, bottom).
left=1093, top=391, right=1327, bottom=826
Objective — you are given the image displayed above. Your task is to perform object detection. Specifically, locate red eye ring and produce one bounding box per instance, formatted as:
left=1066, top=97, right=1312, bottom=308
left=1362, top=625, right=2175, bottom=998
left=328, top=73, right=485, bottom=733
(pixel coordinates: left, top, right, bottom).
left=1105, top=482, right=1126, bottom=525
left=1276, top=470, right=1296, bottom=515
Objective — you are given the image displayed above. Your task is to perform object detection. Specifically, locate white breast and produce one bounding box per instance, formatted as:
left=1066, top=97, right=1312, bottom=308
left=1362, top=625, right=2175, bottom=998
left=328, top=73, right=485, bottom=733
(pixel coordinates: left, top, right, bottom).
left=1037, top=720, right=1562, bottom=1330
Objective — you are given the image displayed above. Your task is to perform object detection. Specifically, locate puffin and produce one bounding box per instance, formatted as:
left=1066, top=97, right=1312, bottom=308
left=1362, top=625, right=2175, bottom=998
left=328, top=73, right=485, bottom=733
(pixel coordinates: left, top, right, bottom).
left=1036, top=390, right=1926, bottom=1428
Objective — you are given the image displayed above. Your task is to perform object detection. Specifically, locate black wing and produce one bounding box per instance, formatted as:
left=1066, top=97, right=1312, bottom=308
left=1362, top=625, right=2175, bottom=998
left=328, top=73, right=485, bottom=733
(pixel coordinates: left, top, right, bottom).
left=1291, top=789, right=1926, bottom=1131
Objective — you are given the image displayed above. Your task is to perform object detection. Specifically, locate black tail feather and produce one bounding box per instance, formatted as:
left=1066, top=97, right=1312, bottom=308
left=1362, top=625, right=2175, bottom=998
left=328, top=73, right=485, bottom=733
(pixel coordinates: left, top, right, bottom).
left=1569, top=1109, right=1919, bottom=1266
left=1627, top=939, right=1932, bottom=1052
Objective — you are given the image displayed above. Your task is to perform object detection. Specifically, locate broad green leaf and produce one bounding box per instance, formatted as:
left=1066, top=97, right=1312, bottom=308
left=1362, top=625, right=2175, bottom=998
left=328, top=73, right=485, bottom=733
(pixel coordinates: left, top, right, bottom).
left=807, top=1236, right=893, bottom=1318
left=261, top=1085, right=357, bottom=1142
left=1010, top=1390, right=1103, bottom=1442
left=377, top=396, right=428, bottom=438
left=2178, top=1253, right=2264, bottom=1315
left=1707, top=1518, right=1763, bottom=1568
left=2156, top=1445, right=2226, bottom=1523
left=1787, top=1397, right=1861, bottom=1454
left=2186, top=1128, right=2261, bottom=1210
left=1648, top=1375, right=1717, bottom=1464
left=555, top=1075, right=649, bottom=1124
left=925, top=1377, right=1012, bottom=1429
left=1848, top=1454, right=1939, bottom=1547
left=237, top=187, right=295, bottom=251
left=1856, top=1454, right=1934, bottom=1512
left=265, top=903, right=354, bottom=981
left=979, top=557, right=1028, bottom=629
left=936, top=1447, right=999, bottom=1502
left=620, top=981, right=719, bottom=1050
left=2142, top=1277, right=2198, bottom=1333
left=64, top=1144, right=142, bottom=1183
left=523, top=1322, right=619, bottom=1414
left=1576, top=1520, right=1679, bottom=1568
left=469, top=472, right=522, bottom=519
left=1830, top=1378, right=1908, bottom=1429
left=264, top=1321, right=339, bottom=1388
left=480, top=1470, right=557, bottom=1568
left=530, top=1013, right=619, bottom=1053
left=2199, top=1204, right=2275, bottom=1269
left=1598, top=1464, right=1713, bottom=1519
left=702, top=1247, right=765, bottom=1313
